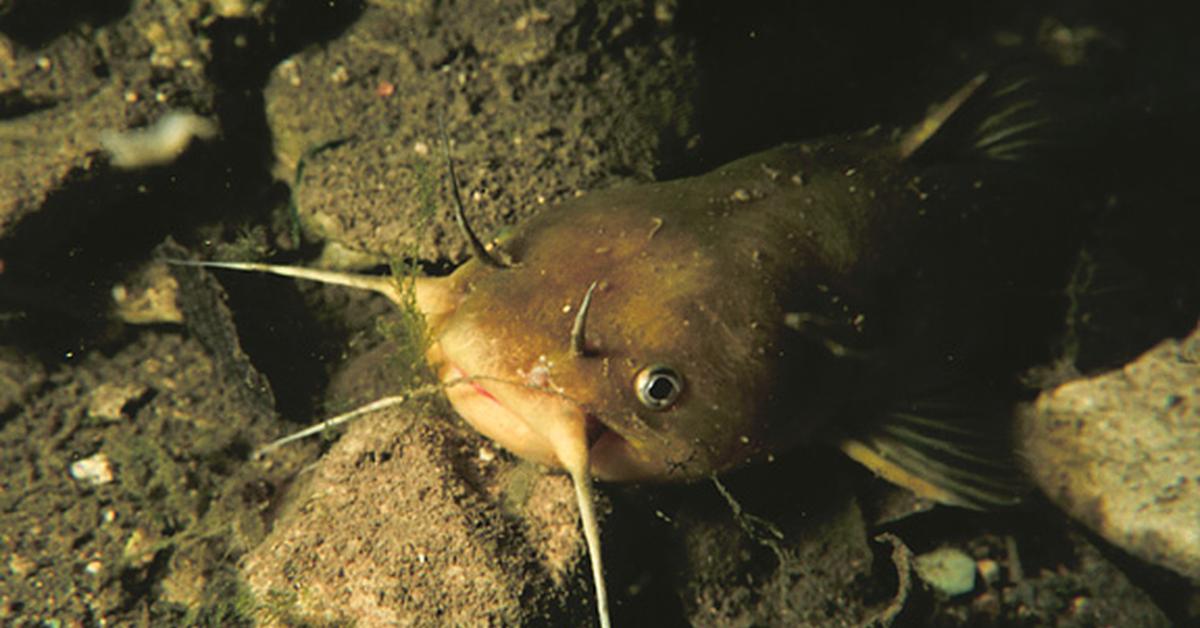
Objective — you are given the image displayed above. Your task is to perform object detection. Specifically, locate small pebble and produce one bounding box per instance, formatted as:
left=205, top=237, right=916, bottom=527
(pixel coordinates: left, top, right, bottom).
left=70, top=453, right=115, bottom=486
left=914, top=547, right=977, bottom=596
left=976, top=558, right=1002, bottom=585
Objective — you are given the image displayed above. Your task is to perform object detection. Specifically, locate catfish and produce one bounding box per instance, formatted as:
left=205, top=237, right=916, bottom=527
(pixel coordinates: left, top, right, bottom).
left=177, top=73, right=1073, bottom=627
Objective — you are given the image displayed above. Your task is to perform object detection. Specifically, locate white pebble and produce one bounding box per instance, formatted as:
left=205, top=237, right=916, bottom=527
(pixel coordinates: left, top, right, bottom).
left=70, top=453, right=115, bottom=486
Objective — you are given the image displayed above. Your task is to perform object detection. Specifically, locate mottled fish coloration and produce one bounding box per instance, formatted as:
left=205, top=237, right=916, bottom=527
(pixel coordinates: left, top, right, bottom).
left=181, top=74, right=1064, bottom=627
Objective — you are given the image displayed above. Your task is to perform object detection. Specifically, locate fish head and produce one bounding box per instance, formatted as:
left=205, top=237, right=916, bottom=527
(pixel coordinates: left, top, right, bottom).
left=427, top=185, right=826, bottom=483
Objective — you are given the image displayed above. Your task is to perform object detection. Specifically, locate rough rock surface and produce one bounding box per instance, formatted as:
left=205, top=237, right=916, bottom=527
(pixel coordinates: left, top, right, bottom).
left=1020, top=322, right=1200, bottom=583
left=263, top=0, right=698, bottom=266
left=241, top=404, right=591, bottom=626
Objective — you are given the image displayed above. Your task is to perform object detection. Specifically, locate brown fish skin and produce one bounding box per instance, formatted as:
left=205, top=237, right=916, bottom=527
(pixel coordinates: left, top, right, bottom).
left=421, top=129, right=933, bottom=483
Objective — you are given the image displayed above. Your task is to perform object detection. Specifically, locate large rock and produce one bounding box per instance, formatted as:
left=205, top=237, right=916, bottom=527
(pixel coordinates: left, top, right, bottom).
left=1020, top=322, right=1200, bottom=582
left=241, top=404, right=594, bottom=625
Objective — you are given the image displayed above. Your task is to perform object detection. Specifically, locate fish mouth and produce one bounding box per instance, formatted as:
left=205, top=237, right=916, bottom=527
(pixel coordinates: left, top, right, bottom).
left=439, top=362, right=650, bottom=479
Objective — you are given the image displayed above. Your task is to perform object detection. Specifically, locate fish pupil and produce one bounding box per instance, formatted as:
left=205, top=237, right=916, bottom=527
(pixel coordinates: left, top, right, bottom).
left=647, top=376, right=675, bottom=401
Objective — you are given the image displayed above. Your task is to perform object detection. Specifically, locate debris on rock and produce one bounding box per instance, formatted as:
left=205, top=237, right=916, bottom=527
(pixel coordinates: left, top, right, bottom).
left=99, top=111, right=217, bottom=169
left=111, top=262, right=185, bottom=325
left=86, top=382, right=149, bottom=422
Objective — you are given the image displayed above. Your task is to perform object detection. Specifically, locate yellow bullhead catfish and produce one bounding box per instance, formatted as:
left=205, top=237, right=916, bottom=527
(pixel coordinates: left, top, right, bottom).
left=178, top=73, right=1060, bottom=627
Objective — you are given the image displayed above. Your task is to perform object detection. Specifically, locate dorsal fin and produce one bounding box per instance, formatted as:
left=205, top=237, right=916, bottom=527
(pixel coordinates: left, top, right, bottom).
left=898, top=72, right=1050, bottom=163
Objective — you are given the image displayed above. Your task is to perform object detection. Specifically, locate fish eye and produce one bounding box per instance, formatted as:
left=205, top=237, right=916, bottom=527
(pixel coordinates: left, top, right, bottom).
left=634, top=365, right=683, bottom=410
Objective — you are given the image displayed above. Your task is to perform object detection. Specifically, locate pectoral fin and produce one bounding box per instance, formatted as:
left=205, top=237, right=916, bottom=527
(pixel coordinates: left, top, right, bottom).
left=839, top=398, right=1027, bottom=510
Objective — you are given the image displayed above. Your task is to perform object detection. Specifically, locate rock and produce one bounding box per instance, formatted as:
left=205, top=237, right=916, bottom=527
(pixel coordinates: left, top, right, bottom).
left=7, top=553, right=35, bottom=578
left=240, top=405, right=591, bottom=625
left=1019, top=322, right=1200, bottom=582
left=122, top=527, right=161, bottom=568
left=262, top=0, right=699, bottom=265
left=675, top=472, right=878, bottom=626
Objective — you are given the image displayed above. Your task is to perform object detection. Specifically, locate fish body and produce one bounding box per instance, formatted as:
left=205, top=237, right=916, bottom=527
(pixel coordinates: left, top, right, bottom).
left=423, top=73, right=1049, bottom=503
